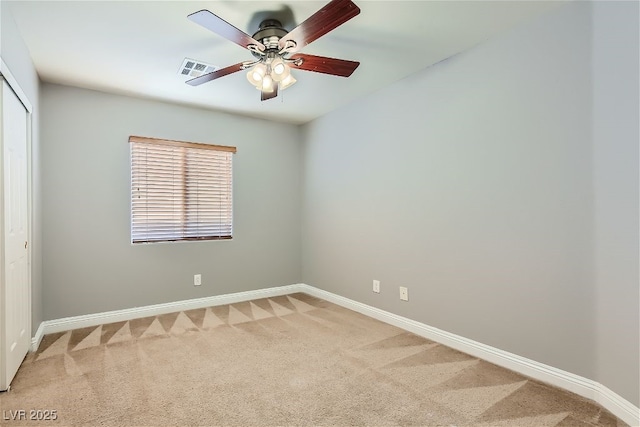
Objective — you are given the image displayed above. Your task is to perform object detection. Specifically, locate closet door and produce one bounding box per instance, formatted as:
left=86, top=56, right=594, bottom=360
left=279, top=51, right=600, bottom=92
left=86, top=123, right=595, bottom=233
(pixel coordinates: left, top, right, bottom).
left=0, top=80, right=30, bottom=390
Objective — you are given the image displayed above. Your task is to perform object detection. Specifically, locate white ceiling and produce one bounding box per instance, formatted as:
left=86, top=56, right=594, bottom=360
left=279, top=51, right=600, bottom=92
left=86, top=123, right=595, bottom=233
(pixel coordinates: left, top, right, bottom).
left=7, top=1, right=562, bottom=124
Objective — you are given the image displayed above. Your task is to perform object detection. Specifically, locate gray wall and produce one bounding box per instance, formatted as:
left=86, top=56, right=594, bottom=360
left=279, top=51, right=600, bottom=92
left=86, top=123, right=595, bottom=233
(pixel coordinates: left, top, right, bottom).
left=303, top=0, right=636, bottom=406
left=592, top=2, right=639, bottom=407
left=41, top=84, right=301, bottom=320
left=32, top=0, right=639, bottom=408
left=1, top=4, right=43, bottom=335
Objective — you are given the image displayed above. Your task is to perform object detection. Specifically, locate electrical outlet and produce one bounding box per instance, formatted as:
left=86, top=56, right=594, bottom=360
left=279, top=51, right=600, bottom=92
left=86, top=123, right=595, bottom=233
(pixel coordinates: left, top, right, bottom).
left=399, top=286, right=408, bottom=301
left=373, top=280, right=380, bottom=293
left=194, top=274, right=202, bottom=286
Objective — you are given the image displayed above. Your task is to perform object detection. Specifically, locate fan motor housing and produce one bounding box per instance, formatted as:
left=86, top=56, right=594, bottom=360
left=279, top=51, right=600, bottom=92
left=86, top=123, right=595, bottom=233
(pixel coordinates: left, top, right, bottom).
left=252, top=19, right=288, bottom=50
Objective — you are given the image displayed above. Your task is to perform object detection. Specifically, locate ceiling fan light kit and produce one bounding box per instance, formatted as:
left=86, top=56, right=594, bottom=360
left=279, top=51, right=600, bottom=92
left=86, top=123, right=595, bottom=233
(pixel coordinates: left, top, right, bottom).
left=186, top=0, right=361, bottom=102
left=244, top=39, right=297, bottom=93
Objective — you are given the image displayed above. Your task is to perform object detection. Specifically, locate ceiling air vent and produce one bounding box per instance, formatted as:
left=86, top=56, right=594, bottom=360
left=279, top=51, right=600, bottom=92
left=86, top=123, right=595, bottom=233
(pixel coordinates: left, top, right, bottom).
left=178, top=58, right=218, bottom=78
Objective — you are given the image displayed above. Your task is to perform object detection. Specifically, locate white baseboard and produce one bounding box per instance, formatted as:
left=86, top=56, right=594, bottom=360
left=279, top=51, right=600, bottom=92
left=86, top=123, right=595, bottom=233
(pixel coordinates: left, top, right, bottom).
left=31, top=322, right=46, bottom=352
left=32, top=284, right=302, bottom=349
left=596, top=383, right=640, bottom=427
left=297, top=284, right=640, bottom=427
left=29, top=283, right=639, bottom=426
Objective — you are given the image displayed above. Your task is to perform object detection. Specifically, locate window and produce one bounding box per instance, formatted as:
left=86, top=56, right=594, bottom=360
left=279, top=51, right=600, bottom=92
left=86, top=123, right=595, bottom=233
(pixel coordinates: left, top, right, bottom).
left=129, top=136, right=236, bottom=243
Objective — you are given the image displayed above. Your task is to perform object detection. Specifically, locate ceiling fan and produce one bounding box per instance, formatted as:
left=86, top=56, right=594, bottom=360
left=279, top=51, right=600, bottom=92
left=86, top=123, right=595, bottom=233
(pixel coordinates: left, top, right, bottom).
left=186, top=0, right=361, bottom=101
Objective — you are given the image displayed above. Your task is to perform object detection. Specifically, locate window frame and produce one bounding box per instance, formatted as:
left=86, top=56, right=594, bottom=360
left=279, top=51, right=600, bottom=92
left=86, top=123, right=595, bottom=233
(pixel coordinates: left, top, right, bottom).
left=129, top=135, right=236, bottom=244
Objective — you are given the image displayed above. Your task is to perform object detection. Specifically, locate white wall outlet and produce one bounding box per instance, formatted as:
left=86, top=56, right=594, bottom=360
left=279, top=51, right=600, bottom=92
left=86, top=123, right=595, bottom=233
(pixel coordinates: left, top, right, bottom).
left=399, top=286, right=408, bottom=301
left=373, top=280, right=380, bottom=293
left=194, top=274, right=202, bottom=286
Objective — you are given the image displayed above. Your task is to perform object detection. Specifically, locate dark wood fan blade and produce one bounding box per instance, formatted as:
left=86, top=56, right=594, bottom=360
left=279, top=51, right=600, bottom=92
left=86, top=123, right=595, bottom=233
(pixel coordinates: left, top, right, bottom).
left=289, top=54, right=359, bottom=77
left=188, top=10, right=265, bottom=51
left=278, top=0, right=360, bottom=53
left=186, top=62, right=245, bottom=86
left=261, top=83, right=279, bottom=101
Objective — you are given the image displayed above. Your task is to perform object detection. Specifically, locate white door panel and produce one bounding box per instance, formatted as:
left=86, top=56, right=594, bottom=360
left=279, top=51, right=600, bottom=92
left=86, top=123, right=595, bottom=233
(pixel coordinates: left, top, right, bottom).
left=1, top=80, right=30, bottom=390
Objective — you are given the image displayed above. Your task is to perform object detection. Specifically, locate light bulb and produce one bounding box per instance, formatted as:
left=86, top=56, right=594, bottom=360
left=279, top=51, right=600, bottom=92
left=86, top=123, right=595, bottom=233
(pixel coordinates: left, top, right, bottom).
left=270, top=58, right=290, bottom=82
left=274, top=63, right=285, bottom=74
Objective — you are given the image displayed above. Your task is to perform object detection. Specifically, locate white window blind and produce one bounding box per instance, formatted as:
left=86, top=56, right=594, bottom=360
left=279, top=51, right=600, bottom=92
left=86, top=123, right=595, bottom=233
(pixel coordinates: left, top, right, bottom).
left=129, top=136, right=235, bottom=243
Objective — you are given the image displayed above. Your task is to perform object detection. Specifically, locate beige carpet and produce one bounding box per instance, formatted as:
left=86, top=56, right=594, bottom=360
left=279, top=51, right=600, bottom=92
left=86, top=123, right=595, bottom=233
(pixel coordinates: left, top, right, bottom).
left=0, top=293, right=628, bottom=426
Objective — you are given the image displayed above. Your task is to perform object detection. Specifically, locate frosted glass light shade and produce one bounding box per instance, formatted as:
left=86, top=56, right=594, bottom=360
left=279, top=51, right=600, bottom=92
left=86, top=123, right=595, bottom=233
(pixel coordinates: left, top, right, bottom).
left=246, top=63, right=267, bottom=87
left=261, top=74, right=274, bottom=91
left=271, top=58, right=290, bottom=82
left=280, top=74, right=297, bottom=90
